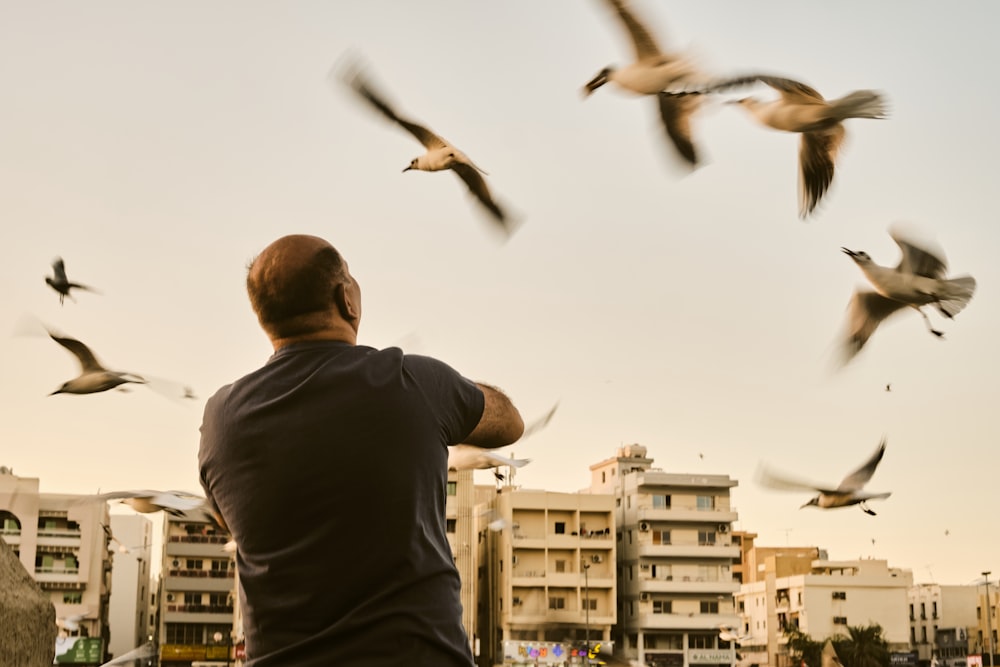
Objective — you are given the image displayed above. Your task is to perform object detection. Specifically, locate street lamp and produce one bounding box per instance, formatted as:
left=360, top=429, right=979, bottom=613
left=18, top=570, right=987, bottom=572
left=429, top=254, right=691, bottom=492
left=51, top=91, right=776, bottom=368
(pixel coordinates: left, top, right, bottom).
left=213, top=631, right=232, bottom=667
left=984, top=572, right=994, bottom=667
left=583, top=562, right=591, bottom=666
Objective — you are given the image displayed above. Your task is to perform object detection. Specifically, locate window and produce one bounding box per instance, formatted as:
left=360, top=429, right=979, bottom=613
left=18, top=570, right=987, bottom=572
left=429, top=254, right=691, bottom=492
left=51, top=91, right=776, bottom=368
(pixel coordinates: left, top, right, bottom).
left=921, top=627, right=927, bottom=643
left=63, top=593, right=82, bottom=604
left=652, top=530, right=671, bottom=545
left=696, top=495, right=716, bottom=510
left=697, top=530, right=717, bottom=546
left=555, top=560, right=566, bottom=573
left=548, top=597, right=566, bottom=610
left=832, top=591, right=847, bottom=600
left=653, top=600, right=672, bottom=614
left=184, top=592, right=202, bottom=604
left=446, top=519, right=456, bottom=533
left=652, top=494, right=671, bottom=508
left=921, top=602, right=926, bottom=619
left=446, top=481, right=457, bottom=496
left=209, top=593, right=228, bottom=607
left=585, top=598, right=598, bottom=611
left=833, top=616, right=848, bottom=625
left=165, top=623, right=204, bottom=644
left=185, top=559, right=203, bottom=570
left=932, top=601, right=938, bottom=618
left=690, top=634, right=716, bottom=649
left=910, top=603, right=915, bottom=620
left=554, top=522, right=566, bottom=534
left=700, top=600, right=719, bottom=614
left=210, top=559, right=231, bottom=572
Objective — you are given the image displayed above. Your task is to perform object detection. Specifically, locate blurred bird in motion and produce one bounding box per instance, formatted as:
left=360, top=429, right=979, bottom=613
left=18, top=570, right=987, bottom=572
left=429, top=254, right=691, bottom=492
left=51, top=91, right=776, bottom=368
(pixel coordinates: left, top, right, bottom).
left=337, top=59, right=516, bottom=237
left=584, top=0, right=709, bottom=166
left=57, top=613, right=92, bottom=633
left=78, top=489, right=207, bottom=516
left=448, top=445, right=530, bottom=482
left=718, top=624, right=751, bottom=644
left=840, top=223, right=976, bottom=363
left=45, top=329, right=147, bottom=395
left=822, top=640, right=844, bottom=667
left=521, top=401, right=560, bottom=439
left=706, top=74, right=887, bottom=217
left=45, top=257, right=100, bottom=305
left=757, top=437, right=890, bottom=515
left=96, top=642, right=156, bottom=667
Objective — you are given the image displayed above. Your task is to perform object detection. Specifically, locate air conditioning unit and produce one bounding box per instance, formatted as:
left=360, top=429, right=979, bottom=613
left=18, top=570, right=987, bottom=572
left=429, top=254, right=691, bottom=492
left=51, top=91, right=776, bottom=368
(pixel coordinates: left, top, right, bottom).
left=591, top=554, right=603, bottom=564
left=638, top=521, right=650, bottom=532
left=640, top=592, right=651, bottom=602
left=166, top=593, right=175, bottom=602
left=512, top=597, right=523, bottom=606
left=172, top=559, right=180, bottom=568
left=717, top=524, right=729, bottom=534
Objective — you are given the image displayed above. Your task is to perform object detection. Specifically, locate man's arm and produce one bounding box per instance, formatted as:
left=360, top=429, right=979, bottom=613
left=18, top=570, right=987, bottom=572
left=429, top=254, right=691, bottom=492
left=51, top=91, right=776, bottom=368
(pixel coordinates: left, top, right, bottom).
left=462, top=383, right=524, bottom=448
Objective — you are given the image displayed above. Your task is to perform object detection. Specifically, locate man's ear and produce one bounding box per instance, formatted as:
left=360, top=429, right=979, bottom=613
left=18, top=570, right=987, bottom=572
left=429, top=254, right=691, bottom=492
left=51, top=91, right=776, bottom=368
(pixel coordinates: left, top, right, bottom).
left=334, top=283, right=360, bottom=322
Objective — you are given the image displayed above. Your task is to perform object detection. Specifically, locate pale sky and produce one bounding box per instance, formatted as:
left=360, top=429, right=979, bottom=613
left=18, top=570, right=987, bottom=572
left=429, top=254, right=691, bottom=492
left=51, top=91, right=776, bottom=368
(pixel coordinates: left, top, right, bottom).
left=2, top=1, right=998, bottom=587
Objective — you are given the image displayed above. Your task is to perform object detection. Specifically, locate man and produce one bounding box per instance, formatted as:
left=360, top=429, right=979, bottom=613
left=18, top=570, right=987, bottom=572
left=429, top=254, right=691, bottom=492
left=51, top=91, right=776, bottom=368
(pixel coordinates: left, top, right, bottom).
left=199, top=234, right=524, bottom=666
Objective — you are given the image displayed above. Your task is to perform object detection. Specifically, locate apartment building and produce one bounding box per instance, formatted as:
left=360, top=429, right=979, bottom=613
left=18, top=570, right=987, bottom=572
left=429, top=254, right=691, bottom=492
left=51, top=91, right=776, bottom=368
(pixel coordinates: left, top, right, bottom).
left=477, top=487, right=617, bottom=666
left=108, top=514, right=153, bottom=659
left=588, top=444, right=740, bottom=667
left=0, top=466, right=113, bottom=663
left=158, top=508, right=235, bottom=666
left=447, top=468, right=481, bottom=655
left=975, top=581, right=999, bottom=667
left=908, top=583, right=978, bottom=667
left=737, top=557, right=913, bottom=667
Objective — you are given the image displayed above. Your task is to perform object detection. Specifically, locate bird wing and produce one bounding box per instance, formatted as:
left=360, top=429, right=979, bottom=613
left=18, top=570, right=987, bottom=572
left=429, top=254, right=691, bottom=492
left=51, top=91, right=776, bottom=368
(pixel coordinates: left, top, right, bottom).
left=705, top=74, right=825, bottom=103
left=48, top=332, right=105, bottom=372
left=756, top=464, right=837, bottom=495
left=836, top=437, right=886, bottom=492
left=97, top=642, right=156, bottom=667
left=889, top=225, right=948, bottom=278
left=451, top=162, right=508, bottom=227
left=80, top=490, right=160, bottom=503
left=52, top=257, right=68, bottom=282
left=841, top=290, right=906, bottom=364
left=605, top=0, right=665, bottom=61
left=656, top=92, right=699, bottom=166
left=150, top=491, right=208, bottom=511
left=522, top=401, right=560, bottom=439
left=343, top=67, right=445, bottom=149
left=798, top=126, right=843, bottom=218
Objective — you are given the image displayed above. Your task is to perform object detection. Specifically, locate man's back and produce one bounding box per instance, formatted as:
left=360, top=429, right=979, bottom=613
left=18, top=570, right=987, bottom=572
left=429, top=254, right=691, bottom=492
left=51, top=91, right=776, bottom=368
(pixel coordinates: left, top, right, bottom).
left=199, top=340, right=484, bottom=666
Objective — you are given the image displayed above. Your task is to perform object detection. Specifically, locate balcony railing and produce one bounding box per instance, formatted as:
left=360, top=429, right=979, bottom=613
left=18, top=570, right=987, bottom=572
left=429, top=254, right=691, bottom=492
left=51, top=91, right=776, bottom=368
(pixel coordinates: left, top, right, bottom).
left=166, top=569, right=235, bottom=578
left=165, top=604, right=234, bottom=614
left=168, top=535, right=229, bottom=544
left=35, top=567, right=79, bottom=574
left=37, top=529, right=81, bottom=538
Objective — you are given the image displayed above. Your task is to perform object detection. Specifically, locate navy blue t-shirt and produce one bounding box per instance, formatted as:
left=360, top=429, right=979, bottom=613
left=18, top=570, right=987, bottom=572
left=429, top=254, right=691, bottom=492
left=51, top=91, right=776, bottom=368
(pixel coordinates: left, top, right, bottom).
left=199, top=341, right=484, bottom=666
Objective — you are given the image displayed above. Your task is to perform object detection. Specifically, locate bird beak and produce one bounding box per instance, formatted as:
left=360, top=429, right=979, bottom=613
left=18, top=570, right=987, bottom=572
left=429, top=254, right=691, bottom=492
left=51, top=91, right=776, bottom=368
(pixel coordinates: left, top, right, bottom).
left=49, top=388, right=63, bottom=396
left=402, top=165, right=412, bottom=173
left=583, top=71, right=609, bottom=97
left=841, top=247, right=858, bottom=257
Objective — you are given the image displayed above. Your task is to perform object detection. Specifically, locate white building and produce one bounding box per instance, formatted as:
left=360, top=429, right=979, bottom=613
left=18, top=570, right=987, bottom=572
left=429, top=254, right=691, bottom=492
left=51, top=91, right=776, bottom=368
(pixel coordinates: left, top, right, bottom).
left=588, top=445, right=740, bottom=667
left=108, top=514, right=153, bottom=659
left=908, top=583, right=978, bottom=667
left=738, top=558, right=913, bottom=667
left=0, top=466, right=113, bottom=661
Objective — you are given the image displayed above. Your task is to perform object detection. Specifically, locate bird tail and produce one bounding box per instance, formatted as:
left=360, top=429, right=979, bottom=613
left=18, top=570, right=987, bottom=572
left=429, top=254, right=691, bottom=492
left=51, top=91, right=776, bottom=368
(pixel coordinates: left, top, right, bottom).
left=935, top=275, right=976, bottom=319
left=830, top=90, right=888, bottom=120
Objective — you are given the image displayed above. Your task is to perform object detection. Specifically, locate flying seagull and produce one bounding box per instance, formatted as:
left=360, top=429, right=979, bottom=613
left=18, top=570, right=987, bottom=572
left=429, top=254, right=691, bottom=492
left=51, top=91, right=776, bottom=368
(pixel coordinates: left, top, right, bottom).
left=521, top=401, right=560, bottom=439
left=45, top=257, right=99, bottom=305
left=584, top=0, right=708, bottom=165
left=46, top=330, right=147, bottom=395
left=57, top=613, right=92, bottom=633
left=338, top=61, right=515, bottom=236
left=97, top=642, right=157, bottom=667
left=822, top=640, right=845, bottom=667
left=79, top=489, right=208, bottom=516
left=705, top=74, right=887, bottom=217
left=757, top=437, right=891, bottom=516
left=448, top=445, right=531, bottom=482
left=719, top=624, right=751, bottom=644
left=840, top=223, right=976, bottom=363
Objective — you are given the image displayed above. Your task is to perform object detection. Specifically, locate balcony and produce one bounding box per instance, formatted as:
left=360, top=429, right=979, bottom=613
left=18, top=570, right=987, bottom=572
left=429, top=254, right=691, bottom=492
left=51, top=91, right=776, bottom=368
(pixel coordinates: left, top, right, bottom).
left=639, top=578, right=739, bottom=595
left=636, top=544, right=740, bottom=559
left=34, top=569, right=80, bottom=584
left=637, top=505, right=739, bottom=524
left=636, top=612, right=738, bottom=631
left=36, top=529, right=82, bottom=548
left=166, top=603, right=234, bottom=614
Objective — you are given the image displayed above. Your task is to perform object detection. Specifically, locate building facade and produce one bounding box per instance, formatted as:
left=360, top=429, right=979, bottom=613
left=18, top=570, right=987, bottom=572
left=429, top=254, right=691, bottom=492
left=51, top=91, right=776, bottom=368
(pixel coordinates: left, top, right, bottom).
left=908, top=583, right=978, bottom=667
left=589, top=445, right=740, bottom=667
left=0, top=466, right=113, bottom=663
left=477, top=487, right=617, bottom=666
left=158, top=508, right=235, bottom=666
left=737, top=557, right=913, bottom=667
left=108, top=514, right=154, bottom=659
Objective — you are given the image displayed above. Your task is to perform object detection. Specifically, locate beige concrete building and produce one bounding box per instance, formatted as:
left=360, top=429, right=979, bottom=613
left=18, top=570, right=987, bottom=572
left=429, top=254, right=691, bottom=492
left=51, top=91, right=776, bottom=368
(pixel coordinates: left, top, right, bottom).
left=107, top=514, right=153, bottom=659
left=975, top=580, right=999, bottom=667
left=908, top=583, right=978, bottom=667
left=0, top=466, right=113, bottom=661
left=158, top=508, right=235, bottom=666
left=737, top=558, right=913, bottom=667
left=477, top=486, right=617, bottom=666
left=588, top=445, right=740, bottom=667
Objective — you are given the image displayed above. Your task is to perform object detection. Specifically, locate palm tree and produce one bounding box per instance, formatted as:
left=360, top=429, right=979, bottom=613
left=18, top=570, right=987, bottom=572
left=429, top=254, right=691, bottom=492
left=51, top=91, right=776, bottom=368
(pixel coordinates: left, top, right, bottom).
left=785, top=626, right=824, bottom=667
left=833, top=624, right=890, bottom=667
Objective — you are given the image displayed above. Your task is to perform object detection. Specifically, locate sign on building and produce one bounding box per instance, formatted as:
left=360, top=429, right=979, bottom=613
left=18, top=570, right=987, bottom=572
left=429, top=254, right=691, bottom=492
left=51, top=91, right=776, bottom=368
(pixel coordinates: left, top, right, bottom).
left=54, top=637, right=103, bottom=664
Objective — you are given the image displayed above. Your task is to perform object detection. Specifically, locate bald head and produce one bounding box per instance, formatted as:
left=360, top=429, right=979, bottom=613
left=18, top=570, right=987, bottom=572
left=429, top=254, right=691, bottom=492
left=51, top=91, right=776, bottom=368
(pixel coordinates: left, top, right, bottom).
left=247, top=235, right=360, bottom=344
